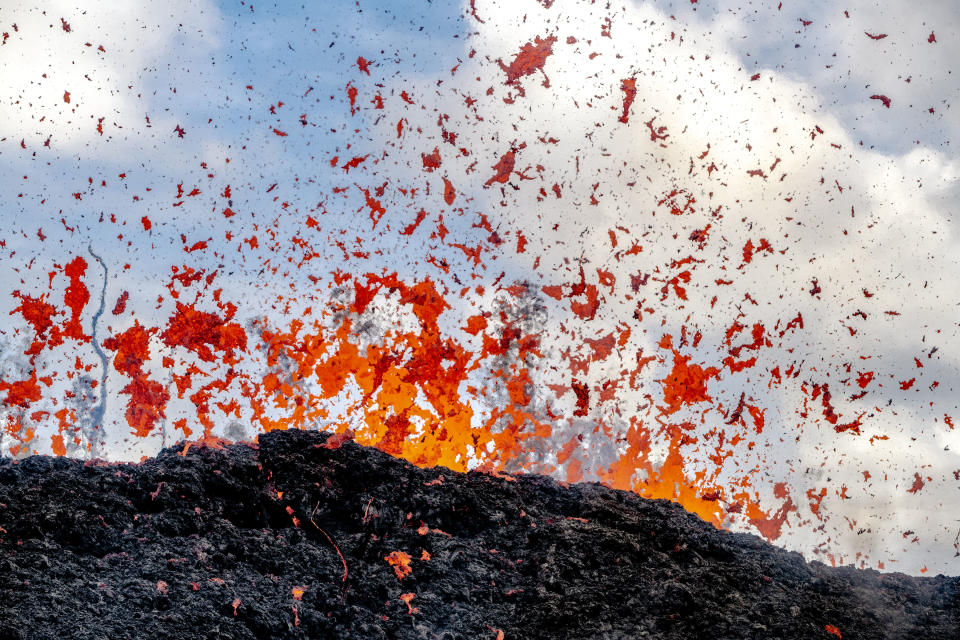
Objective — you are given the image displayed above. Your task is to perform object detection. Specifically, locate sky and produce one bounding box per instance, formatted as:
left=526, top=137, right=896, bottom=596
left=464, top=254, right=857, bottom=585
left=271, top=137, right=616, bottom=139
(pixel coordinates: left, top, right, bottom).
left=0, top=0, right=958, bottom=576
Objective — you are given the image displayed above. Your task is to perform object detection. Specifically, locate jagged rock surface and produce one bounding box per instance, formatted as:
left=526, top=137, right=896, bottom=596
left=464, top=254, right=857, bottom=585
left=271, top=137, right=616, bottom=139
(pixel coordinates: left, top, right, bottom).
left=0, top=430, right=957, bottom=639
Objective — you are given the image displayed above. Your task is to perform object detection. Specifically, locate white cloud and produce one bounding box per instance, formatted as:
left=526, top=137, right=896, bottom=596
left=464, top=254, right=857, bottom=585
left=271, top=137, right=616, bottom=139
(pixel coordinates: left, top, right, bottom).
left=0, top=1, right=221, bottom=150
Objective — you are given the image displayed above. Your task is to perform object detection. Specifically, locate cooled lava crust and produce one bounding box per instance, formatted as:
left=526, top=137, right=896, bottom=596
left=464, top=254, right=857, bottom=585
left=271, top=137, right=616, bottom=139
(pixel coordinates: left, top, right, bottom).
left=1, top=430, right=957, bottom=639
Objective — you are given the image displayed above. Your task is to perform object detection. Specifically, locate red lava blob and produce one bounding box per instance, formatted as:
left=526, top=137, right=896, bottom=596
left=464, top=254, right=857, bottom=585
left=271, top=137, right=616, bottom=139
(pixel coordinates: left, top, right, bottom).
left=160, top=302, right=247, bottom=364
left=659, top=345, right=720, bottom=416
left=112, top=291, right=129, bottom=315
left=484, top=149, right=516, bottom=187
left=619, top=77, right=637, bottom=123
left=103, top=322, right=171, bottom=437
left=62, top=256, right=90, bottom=342
left=907, top=473, right=925, bottom=494
left=421, top=148, right=442, bottom=172
left=11, top=294, right=60, bottom=355
left=825, top=624, right=843, bottom=638
left=0, top=372, right=44, bottom=408
left=442, top=177, right=456, bottom=205
left=499, top=35, right=557, bottom=86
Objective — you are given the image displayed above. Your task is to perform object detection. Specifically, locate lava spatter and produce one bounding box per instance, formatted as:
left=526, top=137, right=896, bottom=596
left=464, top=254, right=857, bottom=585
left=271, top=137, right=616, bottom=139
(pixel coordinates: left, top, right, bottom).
left=103, top=322, right=170, bottom=437
left=499, top=35, right=557, bottom=93
left=1, top=0, right=955, bottom=577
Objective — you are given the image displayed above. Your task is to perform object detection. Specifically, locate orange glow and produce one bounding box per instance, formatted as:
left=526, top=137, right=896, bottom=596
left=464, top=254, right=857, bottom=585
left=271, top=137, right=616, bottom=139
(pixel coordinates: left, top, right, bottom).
left=385, top=551, right=413, bottom=581
left=399, top=592, right=418, bottom=615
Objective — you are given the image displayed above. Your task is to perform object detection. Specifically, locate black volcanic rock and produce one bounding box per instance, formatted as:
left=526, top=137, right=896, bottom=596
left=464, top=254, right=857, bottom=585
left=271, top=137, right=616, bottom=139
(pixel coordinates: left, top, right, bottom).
left=0, top=430, right=957, bottom=639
